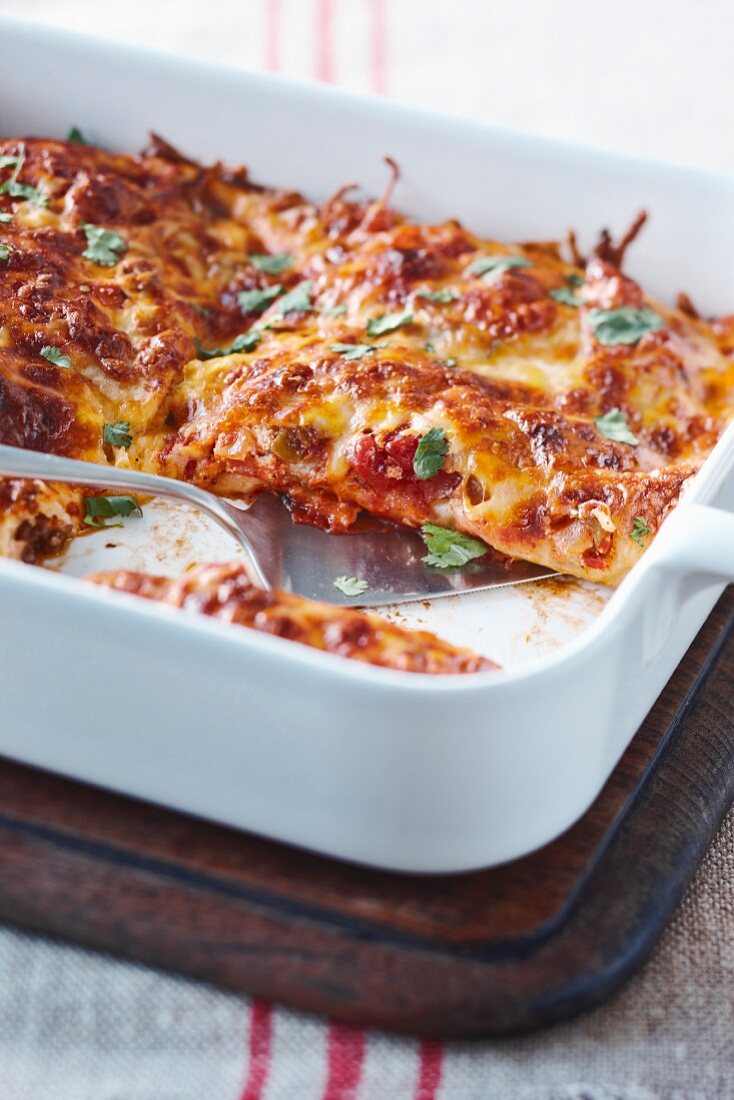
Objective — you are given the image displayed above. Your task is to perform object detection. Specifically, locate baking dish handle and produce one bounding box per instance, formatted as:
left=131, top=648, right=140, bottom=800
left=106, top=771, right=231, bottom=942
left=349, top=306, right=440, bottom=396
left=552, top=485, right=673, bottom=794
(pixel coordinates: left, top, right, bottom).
left=644, top=502, right=734, bottom=587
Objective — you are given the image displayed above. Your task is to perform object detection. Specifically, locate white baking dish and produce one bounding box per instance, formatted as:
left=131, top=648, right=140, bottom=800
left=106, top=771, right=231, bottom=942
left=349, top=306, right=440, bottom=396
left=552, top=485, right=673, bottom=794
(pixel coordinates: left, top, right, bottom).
left=1, top=16, right=733, bottom=872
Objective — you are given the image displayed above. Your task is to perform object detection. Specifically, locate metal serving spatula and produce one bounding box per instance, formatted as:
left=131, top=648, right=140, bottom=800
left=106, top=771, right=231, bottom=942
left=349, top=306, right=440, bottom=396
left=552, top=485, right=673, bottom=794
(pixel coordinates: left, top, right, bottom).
left=0, top=444, right=554, bottom=607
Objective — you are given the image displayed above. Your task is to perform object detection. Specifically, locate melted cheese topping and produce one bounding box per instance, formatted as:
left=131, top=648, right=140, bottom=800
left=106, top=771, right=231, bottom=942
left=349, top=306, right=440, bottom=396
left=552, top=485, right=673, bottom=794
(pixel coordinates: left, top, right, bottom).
left=1, top=136, right=732, bottom=596
left=88, top=562, right=495, bottom=674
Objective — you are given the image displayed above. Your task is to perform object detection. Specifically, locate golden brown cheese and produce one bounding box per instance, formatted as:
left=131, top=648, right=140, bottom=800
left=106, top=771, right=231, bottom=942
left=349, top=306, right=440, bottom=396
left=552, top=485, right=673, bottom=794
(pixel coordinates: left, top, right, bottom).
left=161, top=336, right=695, bottom=584
left=88, top=562, right=495, bottom=674
left=1, top=135, right=732, bottom=589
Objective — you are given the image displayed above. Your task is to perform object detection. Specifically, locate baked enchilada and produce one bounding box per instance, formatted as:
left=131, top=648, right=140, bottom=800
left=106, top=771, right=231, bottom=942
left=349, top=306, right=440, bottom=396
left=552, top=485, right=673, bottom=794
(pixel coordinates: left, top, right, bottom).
left=1, top=135, right=732, bottom=669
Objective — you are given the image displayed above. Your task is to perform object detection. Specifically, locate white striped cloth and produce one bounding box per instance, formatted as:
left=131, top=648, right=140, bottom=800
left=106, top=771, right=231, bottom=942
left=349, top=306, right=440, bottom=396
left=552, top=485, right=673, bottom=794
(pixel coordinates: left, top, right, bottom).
left=0, top=2, right=733, bottom=1097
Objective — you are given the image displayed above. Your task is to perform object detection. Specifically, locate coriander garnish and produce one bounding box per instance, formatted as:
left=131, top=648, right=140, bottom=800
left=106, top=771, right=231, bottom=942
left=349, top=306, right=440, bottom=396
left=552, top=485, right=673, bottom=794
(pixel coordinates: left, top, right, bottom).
left=366, top=308, right=413, bottom=336
left=83, top=495, right=142, bottom=528
left=39, top=345, right=72, bottom=369
left=420, top=524, right=487, bottom=569
left=67, top=126, right=88, bottom=144
left=238, top=285, right=282, bottom=314
left=0, top=243, right=10, bottom=262
left=103, top=421, right=133, bottom=449
left=418, top=288, right=460, bottom=303
left=465, top=254, right=532, bottom=278
left=81, top=223, right=126, bottom=266
left=277, top=280, right=313, bottom=314
left=330, top=342, right=382, bottom=360
left=550, top=287, right=582, bottom=307
left=0, top=143, right=48, bottom=207
left=630, top=516, right=651, bottom=547
left=413, top=428, right=449, bottom=480
left=594, top=407, right=639, bottom=446
left=588, top=306, right=663, bottom=346
left=249, top=252, right=293, bottom=274
left=333, top=575, right=369, bottom=597
left=194, top=331, right=261, bottom=360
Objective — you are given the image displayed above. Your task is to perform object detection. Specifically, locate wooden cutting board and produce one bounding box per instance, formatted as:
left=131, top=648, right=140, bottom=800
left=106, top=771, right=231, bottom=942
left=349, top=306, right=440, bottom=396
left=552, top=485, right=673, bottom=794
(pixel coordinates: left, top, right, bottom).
left=0, top=589, right=732, bottom=1037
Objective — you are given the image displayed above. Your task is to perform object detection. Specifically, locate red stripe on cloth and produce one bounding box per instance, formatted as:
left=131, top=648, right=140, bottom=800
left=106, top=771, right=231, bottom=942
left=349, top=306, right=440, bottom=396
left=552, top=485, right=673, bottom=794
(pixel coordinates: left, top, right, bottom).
left=321, top=1022, right=367, bottom=1100
left=264, top=0, right=281, bottom=71
left=238, top=1000, right=274, bottom=1100
left=314, top=0, right=336, bottom=83
left=369, top=0, right=388, bottom=95
left=414, top=1039, right=444, bottom=1100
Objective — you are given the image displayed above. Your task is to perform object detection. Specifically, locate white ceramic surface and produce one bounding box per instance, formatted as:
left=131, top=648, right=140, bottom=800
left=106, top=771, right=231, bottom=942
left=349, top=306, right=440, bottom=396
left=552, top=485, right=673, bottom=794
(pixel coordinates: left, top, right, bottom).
left=1, top=16, right=733, bottom=871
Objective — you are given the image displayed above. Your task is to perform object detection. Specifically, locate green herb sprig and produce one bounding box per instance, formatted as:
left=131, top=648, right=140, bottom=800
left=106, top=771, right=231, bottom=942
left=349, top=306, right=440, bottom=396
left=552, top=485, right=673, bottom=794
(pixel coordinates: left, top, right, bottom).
left=40, top=345, right=72, bottom=369
left=465, top=254, right=532, bottom=278
left=366, top=308, right=413, bottom=336
left=194, top=331, right=261, bottom=360
left=417, top=288, right=459, bottom=304
left=421, top=524, right=487, bottom=569
left=84, top=495, right=142, bottom=528
left=238, top=285, right=283, bottom=314
left=103, top=422, right=133, bottom=449
left=81, top=223, right=127, bottom=266
left=594, top=407, right=639, bottom=446
left=249, top=252, right=293, bottom=274
left=330, top=342, right=383, bottom=361
left=333, top=576, right=369, bottom=597
left=588, top=306, right=663, bottom=346
left=0, top=143, right=48, bottom=207
left=413, top=428, right=449, bottom=480
left=630, top=516, right=651, bottom=547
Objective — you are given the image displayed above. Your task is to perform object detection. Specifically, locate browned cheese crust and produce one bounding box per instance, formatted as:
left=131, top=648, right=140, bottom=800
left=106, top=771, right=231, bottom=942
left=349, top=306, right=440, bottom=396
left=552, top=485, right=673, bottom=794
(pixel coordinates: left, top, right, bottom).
left=88, top=562, right=495, bottom=674
left=1, top=136, right=732, bottom=585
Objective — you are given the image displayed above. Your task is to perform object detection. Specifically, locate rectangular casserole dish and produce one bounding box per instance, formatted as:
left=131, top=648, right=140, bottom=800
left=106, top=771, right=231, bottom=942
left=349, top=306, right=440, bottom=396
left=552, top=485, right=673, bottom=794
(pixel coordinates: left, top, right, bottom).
left=1, top=15, right=733, bottom=872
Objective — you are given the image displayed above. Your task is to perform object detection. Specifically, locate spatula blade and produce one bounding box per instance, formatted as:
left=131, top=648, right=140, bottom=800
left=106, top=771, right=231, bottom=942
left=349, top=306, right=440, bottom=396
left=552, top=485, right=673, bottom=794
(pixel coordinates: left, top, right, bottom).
left=244, top=495, right=556, bottom=607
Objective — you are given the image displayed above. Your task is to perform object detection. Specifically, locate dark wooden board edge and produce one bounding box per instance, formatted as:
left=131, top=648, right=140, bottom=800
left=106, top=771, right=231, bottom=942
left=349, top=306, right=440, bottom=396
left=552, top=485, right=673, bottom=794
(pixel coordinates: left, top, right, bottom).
left=0, top=596, right=731, bottom=1037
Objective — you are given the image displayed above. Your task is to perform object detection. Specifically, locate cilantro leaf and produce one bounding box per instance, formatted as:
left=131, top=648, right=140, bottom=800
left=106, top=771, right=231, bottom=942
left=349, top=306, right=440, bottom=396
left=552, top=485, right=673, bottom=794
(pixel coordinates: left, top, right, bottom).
left=418, top=288, right=460, bottom=303
left=0, top=243, right=10, bottom=262
left=230, top=331, right=262, bottom=353
left=67, top=126, right=88, bottom=144
left=366, top=308, right=413, bottom=336
left=103, top=421, right=133, bottom=448
left=330, top=342, right=382, bottom=360
left=40, top=345, right=72, bottom=369
left=550, top=286, right=582, bottom=307
left=277, top=280, right=313, bottom=314
left=2, top=180, right=48, bottom=206
left=81, top=223, right=127, bottom=266
left=333, top=575, right=369, bottom=597
left=1, top=144, right=47, bottom=207
left=630, top=516, right=651, bottom=547
left=465, top=254, right=532, bottom=278
left=0, top=212, right=12, bottom=223
left=321, top=303, right=347, bottom=316
left=568, top=273, right=584, bottom=287
left=594, top=407, right=639, bottom=445
left=83, top=495, right=142, bottom=528
left=195, top=331, right=261, bottom=360
left=194, top=340, right=222, bottom=361
left=413, top=427, right=449, bottom=480
left=249, top=252, right=293, bottom=274
left=588, top=306, right=663, bottom=346
left=238, top=284, right=282, bottom=314
left=421, top=524, right=488, bottom=569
